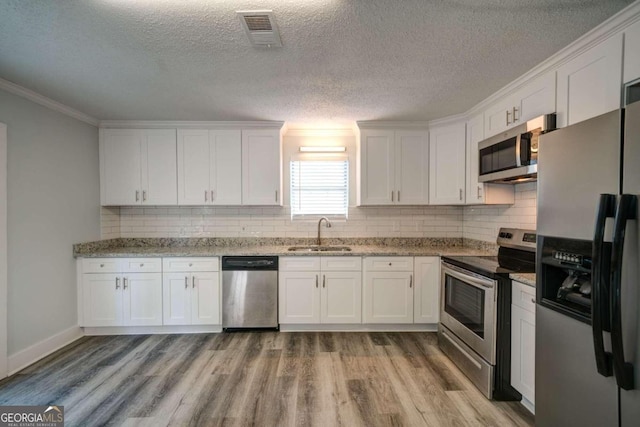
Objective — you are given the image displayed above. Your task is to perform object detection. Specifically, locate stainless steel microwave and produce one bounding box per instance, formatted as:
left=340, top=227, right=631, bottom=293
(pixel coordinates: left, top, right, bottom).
left=478, top=113, right=556, bottom=184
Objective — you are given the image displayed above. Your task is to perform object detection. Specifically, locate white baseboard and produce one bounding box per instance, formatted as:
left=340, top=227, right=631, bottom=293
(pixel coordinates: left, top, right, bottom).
left=520, top=396, right=535, bottom=415
left=8, top=326, right=83, bottom=375
left=279, top=323, right=438, bottom=332
left=83, top=325, right=222, bottom=335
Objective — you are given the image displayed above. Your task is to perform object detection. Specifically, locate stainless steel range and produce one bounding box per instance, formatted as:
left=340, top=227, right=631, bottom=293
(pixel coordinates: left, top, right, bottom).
left=438, top=228, right=536, bottom=400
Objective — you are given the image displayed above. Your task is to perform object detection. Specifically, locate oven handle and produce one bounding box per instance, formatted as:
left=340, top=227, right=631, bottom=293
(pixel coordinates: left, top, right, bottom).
left=441, top=262, right=497, bottom=290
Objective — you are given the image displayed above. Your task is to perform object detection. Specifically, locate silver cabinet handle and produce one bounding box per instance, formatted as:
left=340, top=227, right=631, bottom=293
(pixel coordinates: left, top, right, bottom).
left=205, top=190, right=208, bottom=202
left=531, top=298, right=536, bottom=304
left=185, top=276, right=188, bottom=289
left=506, top=110, right=512, bottom=126
left=192, top=276, right=195, bottom=288
left=115, top=277, right=120, bottom=290
left=459, top=188, right=463, bottom=201
left=477, top=185, right=482, bottom=199
left=211, top=190, right=215, bottom=201
left=143, top=190, right=147, bottom=201
left=123, top=277, right=128, bottom=290
left=135, top=190, right=140, bottom=202
left=397, top=190, right=400, bottom=202
left=391, top=191, right=394, bottom=202
left=315, top=275, right=319, bottom=288
left=275, top=190, right=278, bottom=203
left=513, top=106, right=519, bottom=122
left=322, top=275, right=326, bottom=288
left=409, top=274, right=413, bottom=288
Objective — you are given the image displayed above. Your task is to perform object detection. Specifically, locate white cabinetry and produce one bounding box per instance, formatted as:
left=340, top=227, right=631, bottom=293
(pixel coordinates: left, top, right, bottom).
left=429, top=122, right=466, bottom=205
left=624, top=19, right=640, bottom=84
left=177, top=129, right=242, bottom=205
left=242, top=129, right=282, bottom=205
left=465, top=114, right=515, bottom=205
left=357, top=127, right=429, bottom=205
left=511, top=280, right=536, bottom=407
left=557, top=34, right=623, bottom=127
left=413, top=257, right=440, bottom=323
left=81, top=258, right=163, bottom=327
left=100, top=129, right=177, bottom=206
left=279, top=257, right=362, bottom=324
left=162, top=257, right=220, bottom=325
left=484, top=72, right=556, bottom=138
left=363, top=257, right=414, bottom=323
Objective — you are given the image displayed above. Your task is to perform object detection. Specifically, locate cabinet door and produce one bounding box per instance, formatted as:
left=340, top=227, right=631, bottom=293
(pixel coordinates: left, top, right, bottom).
left=177, top=129, right=211, bottom=205
left=514, top=71, right=556, bottom=124
left=429, top=123, right=466, bottom=205
left=484, top=97, right=514, bottom=138
left=100, top=129, right=142, bottom=205
left=624, top=19, right=640, bottom=83
left=191, top=272, right=221, bottom=325
left=211, top=130, right=242, bottom=205
left=511, top=304, right=536, bottom=403
left=82, top=273, right=122, bottom=327
left=162, top=272, right=191, bottom=325
left=142, top=129, right=177, bottom=205
left=363, top=271, right=413, bottom=323
left=359, top=129, right=395, bottom=205
left=557, top=33, right=623, bottom=127
left=466, top=114, right=514, bottom=205
left=395, top=130, right=429, bottom=204
left=413, top=257, right=440, bottom=324
left=321, top=271, right=362, bottom=324
left=123, top=273, right=162, bottom=326
left=279, top=271, right=320, bottom=324
left=242, top=129, right=282, bottom=205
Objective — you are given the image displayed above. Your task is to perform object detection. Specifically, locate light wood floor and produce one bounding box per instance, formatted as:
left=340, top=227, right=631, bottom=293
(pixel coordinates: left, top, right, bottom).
left=0, top=332, right=534, bottom=426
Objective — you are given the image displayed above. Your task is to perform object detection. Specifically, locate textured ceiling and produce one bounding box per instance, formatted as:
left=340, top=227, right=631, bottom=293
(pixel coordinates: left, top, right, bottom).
left=0, top=0, right=634, bottom=124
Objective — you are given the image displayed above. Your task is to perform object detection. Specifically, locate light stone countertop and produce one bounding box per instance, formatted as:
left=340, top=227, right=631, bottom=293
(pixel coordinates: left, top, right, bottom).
left=73, top=237, right=499, bottom=259
left=510, top=273, right=536, bottom=288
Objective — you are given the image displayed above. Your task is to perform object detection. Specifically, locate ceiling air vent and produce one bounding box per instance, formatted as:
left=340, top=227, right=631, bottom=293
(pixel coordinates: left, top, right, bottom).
left=237, top=10, right=283, bottom=48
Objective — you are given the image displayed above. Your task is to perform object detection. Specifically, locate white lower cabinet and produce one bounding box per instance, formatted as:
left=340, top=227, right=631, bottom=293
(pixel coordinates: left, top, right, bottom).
left=511, top=280, right=536, bottom=406
left=162, top=258, right=220, bottom=325
left=81, top=258, right=163, bottom=327
left=279, top=257, right=362, bottom=324
left=413, top=257, right=440, bottom=323
left=363, top=257, right=414, bottom=323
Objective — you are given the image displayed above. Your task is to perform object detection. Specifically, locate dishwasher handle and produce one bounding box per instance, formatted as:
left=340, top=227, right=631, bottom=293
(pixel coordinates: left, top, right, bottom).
left=222, top=256, right=279, bottom=271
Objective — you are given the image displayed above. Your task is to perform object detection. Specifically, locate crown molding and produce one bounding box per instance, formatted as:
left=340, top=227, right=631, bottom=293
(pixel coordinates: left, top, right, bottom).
left=0, top=78, right=99, bottom=126
left=356, top=120, right=429, bottom=130
left=427, top=111, right=471, bottom=128
left=99, top=120, right=285, bottom=129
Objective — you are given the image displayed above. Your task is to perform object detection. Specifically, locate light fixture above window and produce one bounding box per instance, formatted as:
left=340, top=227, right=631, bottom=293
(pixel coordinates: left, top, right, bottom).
left=299, top=146, right=346, bottom=153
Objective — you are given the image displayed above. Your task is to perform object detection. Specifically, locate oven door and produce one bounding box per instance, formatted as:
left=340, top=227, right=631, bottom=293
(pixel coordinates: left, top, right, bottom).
left=440, top=262, right=497, bottom=363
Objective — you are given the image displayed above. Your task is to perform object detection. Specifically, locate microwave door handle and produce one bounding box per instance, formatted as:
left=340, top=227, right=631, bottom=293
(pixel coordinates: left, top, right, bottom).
left=592, top=193, right=616, bottom=377
left=610, top=194, right=637, bottom=390
left=515, top=134, right=522, bottom=167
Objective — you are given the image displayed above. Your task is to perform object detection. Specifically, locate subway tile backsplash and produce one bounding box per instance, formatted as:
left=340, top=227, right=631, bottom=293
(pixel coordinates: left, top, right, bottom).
left=100, top=183, right=537, bottom=243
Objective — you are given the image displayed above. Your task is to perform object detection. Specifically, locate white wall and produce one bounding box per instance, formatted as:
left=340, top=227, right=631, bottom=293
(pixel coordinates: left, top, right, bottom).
left=0, top=89, right=100, bottom=356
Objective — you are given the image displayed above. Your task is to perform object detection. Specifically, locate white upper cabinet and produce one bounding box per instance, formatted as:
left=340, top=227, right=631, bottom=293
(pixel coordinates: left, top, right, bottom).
left=177, top=129, right=242, bottom=205
left=358, top=127, right=428, bottom=205
left=466, top=114, right=515, bottom=205
left=484, top=72, right=556, bottom=138
left=242, top=129, right=282, bottom=205
left=100, top=128, right=177, bottom=206
left=624, top=19, right=640, bottom=84
left=557, top=33, right=623, bottom=127
left=429, top=122, right=466, bottom=205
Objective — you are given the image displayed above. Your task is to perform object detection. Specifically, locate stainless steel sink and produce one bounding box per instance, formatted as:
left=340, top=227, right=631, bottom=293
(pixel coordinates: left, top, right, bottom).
left=287, top=246, right=352, bottom=252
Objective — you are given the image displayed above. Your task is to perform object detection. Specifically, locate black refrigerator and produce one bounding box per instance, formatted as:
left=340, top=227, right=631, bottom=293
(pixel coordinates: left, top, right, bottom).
left=535, top=101, right=640, bottom=426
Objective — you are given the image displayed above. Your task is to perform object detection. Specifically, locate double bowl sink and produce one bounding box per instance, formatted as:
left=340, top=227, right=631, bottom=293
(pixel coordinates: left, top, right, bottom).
left=287, top=245, right=352, bottom=252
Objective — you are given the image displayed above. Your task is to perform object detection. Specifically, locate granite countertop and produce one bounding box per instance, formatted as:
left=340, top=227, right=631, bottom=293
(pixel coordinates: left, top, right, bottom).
left=510, top=273, right=536, bottom=287
left=74, top=237, right=499, bottom=258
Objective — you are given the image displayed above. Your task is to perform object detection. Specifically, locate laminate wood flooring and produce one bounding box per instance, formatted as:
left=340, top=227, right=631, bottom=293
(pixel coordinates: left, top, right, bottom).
left=0, top=332, right=534, bottom=427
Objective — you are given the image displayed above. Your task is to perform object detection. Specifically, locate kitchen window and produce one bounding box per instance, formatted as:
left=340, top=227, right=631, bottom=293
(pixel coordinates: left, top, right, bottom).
left=290, top=157, right=349, bottom=218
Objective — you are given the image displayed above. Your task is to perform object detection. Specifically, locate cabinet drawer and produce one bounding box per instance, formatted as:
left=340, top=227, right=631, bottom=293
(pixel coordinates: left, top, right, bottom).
left=364, top=257, right=413, bottom=272
left=280, top=257, right=321, bottom=271
left=120, top=258, right=162, bottom=273
left=320, top=257, right=362, bottom=271
left=512, top=280, right=536, bottom=313
left=162, top=257, right=219, bottom=272
left=82, top=258, right=120, bottom=273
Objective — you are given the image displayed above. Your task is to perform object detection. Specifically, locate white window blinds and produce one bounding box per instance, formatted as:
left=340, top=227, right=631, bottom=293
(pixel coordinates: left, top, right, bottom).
left=290, top=159, right=349, bottom=218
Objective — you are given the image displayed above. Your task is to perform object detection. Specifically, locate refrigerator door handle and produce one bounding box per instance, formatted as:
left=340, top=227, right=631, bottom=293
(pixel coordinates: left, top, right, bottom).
left=611, top=194, right=637, bottom=390
left=592, top=193, right=616, bottom=377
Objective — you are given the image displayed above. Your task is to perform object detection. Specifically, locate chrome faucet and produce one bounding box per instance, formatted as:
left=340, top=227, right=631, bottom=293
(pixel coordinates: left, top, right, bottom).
left=317, top=217, right=332, bottom=246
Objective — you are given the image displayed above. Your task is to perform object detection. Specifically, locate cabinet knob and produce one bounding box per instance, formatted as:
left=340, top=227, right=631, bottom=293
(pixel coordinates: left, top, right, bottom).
left=100, top=264, right=104, bottom=268
left=389, top=262, right=392, bottom=266
left=140, top=263, right=144, bottom=267
left=189, top=263, right=193, bottom=267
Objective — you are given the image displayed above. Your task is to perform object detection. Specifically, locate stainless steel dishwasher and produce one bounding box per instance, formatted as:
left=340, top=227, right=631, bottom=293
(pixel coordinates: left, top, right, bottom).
left=222, top=256, right=279, bottom=330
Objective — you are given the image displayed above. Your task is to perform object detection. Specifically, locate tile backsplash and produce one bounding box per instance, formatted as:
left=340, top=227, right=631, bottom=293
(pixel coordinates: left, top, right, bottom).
left=100, top=182, right=537, bottom=242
